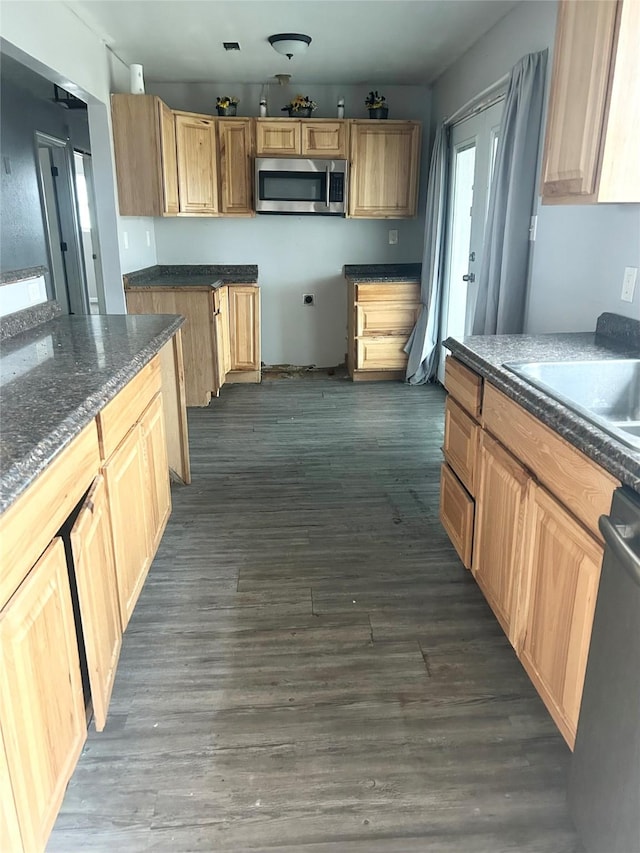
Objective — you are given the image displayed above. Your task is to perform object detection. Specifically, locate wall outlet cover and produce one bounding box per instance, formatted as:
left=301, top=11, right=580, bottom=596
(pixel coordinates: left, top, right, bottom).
left=621, top=267, right=637, bottom=303
left=388, top=229, right=398, bottom=245
left=303, top=294, right=315, bottom=306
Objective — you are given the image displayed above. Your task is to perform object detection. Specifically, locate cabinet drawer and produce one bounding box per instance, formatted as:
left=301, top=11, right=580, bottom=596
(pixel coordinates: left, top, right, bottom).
left=444, top=356, right=483, bottom=419
left=97, top=357, right=162, bottom=460
left=356, top=282, right=420, bottom=303
left=443, top=397, right=479, bottom=494
left=356, top=336, right=409, bottom=370
left=356, top=302, right=419, bottom=337
left=439, top=462, right=474, bottom=569
left=482, top=383, right=619, bottom=538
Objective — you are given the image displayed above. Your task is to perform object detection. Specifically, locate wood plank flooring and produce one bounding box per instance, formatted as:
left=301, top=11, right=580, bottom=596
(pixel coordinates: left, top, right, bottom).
left=49, top=378, right=583, bottom=852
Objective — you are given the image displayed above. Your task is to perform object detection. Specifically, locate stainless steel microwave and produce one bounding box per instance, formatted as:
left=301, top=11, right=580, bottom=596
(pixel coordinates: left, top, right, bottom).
left=255, top=158, right=348, bottom=215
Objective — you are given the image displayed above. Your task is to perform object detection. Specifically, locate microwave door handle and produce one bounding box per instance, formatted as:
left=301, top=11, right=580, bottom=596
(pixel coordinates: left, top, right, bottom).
left=325, top=165, right=331, bottom=208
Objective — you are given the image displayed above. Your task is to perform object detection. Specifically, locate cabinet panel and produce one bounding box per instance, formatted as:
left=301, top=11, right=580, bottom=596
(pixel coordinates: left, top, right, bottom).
left=0, top=725, right=22, bottom=852
left=439, top=462, right=474, bottom=569
left=158, top=100, right=179, bottom=214
left=103, top=423, right=152, bottom=630
left=517, top=484, right=603, bottom=748
left=541, top=0, right=618, bottom=200
left=356, top=301, right=419, bottom=336
left=349, top=121, right=421, bottom=218
left=70, top=476, right=122, bottom=732
left=175, top=113, right=218, bottom=214
left=214, top=285, right=231, bottom=385
left=228, top=286, right=260, bottom=370
left=217, top=118, right=254, bottom=215
left=482, top=383, right=618, bottom=538
left=140, top=393, right=171, bottom=554
left=256, top=120, right=301, bottom=155
left=472, top=432, right=528, bottom=640
left=97, top=356, right=161, bottom=459
left=443, top=397, right=479, bottom=494
left=301, top=121, right=347, bottom=157
left=356, top=336, right=409, bottom=370
left=0, top=538, right=86, bottom=853
left=444, top=356, right=483, bottom=419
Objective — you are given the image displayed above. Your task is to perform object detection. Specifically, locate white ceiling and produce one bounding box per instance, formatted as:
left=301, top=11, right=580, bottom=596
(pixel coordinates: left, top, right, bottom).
left=65, top=0, right=519, bottom=86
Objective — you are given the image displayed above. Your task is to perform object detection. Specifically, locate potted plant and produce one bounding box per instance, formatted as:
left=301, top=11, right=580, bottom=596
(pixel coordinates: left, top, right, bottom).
left=365, top=91, right=388, bottom=119
left=216, top=96, right=239, bottom=116
left=281, top=94, right=317, bottom=118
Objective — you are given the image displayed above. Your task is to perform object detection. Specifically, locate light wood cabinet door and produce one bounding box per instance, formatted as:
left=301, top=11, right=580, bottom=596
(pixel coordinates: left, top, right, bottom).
left=140, top=393, right=171, bottom=554
left=0, top=538, right=86, bottom=853
left=217, top=118, right=254, bottom=215
left=175, top=113, right=218, bottom=214
left=70, top=475, right=122, bottom=733
left=516, top=483, right=603, bottom=748
left=472, top=432, right=528, bottom=641
left=228, top=286, right=260, bottom=370
left=541, top=0, right=619, bottom=200
left=158, top=100, right=179, bottom=214
left=0, top=725, right=23, bottom=853
left=256, top=120, right=301, bottom=155
left=439, top=462, right=474, bottom=569
left=103, top=423, right=152, bottom=630
left=301, top=120, right=347, bottom=157
left=349, top=121, right=421, bottom=218
left=443, top=397, right=479, bottom=495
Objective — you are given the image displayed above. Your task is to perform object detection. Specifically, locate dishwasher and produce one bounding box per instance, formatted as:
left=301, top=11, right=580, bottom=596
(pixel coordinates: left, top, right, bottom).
left=568, top=486, right=640, bottom=853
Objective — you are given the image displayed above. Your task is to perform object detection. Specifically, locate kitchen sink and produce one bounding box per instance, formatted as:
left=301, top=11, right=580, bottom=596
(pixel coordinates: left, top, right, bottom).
left=503, top=358, right=640, bottom=450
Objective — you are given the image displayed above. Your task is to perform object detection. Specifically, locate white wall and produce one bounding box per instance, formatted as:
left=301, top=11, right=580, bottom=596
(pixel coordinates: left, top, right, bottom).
left=150, top=81, right=431, bottom=366
left=0, top=1, right=157, bottom=309
left=431, top=0, right=640, bottom=333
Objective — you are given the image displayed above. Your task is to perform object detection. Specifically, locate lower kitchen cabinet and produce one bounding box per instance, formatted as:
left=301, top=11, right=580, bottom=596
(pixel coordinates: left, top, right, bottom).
left=0, top=538, right=86, bottom=853
left=228, top=285, right=260, bottom=372
left=516, top=483, right=603, bottom=748
left=472, top=431, right=528, bottom=640
left=141, top=393, right=172, bottom=553
left=439, top=462, right=474, bottom=569
left=70, top=476, right=122, bottom=733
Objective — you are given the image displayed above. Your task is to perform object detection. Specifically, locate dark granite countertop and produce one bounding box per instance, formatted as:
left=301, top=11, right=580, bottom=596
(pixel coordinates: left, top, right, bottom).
left=343, top=263, right=422, bottom=283
left=444, top=318, right=640, bottom=492
left=124, top=265, right=259, bottom=288
left=0, top=265, right=48, bottom=285
left=0, top=312, right=184, bottom=514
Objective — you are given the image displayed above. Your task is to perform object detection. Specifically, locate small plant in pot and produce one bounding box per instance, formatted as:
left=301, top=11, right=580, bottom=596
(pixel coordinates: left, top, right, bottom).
left=216, top=96, right=239, bottom=116
left=281, top=94, right=317, bottom=118
left=365, top=90, right=388, bottom=119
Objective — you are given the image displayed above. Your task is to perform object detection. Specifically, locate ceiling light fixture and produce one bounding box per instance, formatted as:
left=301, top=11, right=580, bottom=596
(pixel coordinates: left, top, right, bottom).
left=268, top=33, right=312, bottom=60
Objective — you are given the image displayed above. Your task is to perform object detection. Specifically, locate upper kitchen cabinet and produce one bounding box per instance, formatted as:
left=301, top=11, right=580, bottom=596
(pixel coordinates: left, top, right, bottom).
left=174, top=111, right=219, bottom=215
left=217, top=118, right=254, bottom=216
left=111, top=94, right=179, bottom=216
left=541, top=0, right=640, bottom=204
left=255, top=119, right=348, bottom=158
left=349, top=121, right=421, bottom=218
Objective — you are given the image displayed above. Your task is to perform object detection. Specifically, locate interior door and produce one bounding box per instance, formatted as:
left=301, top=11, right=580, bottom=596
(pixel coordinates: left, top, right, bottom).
left=438, top=101, right=503, bottom=381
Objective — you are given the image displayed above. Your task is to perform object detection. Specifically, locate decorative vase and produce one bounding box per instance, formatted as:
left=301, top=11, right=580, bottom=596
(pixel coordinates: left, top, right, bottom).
left=368, top=107, right=389, bottom=119
left=286, top=107, right=313, bottom=118
left=217, top=105, right=237, bottom=116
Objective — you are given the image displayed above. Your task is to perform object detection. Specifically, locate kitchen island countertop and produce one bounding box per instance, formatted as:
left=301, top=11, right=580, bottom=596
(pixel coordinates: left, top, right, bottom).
left=0, top=308, right=184, bottom=514
left=445, top=314, right=640, bottom=491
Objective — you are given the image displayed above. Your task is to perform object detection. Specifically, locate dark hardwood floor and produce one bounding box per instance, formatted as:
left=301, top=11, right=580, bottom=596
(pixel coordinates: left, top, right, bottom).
left=49, top=378, right=583, bottom=852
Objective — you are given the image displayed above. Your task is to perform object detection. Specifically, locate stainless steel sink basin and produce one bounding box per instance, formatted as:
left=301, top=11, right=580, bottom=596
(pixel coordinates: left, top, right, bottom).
left=504, top=358, right=640, bottom=450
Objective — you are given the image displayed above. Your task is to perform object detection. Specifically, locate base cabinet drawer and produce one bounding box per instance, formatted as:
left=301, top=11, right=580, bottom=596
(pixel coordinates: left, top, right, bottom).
left=356, top=282, right=420, bottom=303
left=356, top=302, right=420, bottom=336
left=357, top=336, right=409, bottom=370
left=443, top=396, right=479, bottom=494
left=439, top=462, right=474, bottom=569
left=444, top=356, right=483, bottom=419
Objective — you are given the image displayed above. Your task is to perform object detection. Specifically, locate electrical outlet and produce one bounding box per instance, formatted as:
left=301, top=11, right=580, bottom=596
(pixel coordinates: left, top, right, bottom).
left=145, top=230, right=151, bottom=248
left=388, top=229, right=398, bottom=245
left=123, top=231, right=129, bottom=250
left=621, top=267, right=637, bottom=302
left=303, top=294, right=315, bottom=306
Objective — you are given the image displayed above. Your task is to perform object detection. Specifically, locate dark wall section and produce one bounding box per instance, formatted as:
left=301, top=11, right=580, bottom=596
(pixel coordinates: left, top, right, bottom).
left=0, top=59, right=90, bottom=274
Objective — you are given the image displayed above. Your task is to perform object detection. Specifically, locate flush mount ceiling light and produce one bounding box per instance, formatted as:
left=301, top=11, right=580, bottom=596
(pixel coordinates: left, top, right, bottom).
left=268, top=33, right=312, bottom=60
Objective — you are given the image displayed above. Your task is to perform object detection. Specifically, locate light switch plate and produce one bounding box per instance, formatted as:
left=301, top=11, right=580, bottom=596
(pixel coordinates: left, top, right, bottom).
left=388, top=229, right=398, bottom=245
left=621, top=267, right=637, bottom=303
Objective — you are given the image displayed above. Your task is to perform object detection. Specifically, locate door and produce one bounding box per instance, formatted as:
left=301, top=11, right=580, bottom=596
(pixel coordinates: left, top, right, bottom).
left=301, top=121, right=347, bottom=158
left=36, top=133, right=89, bottom=315
left=0, top=538, right=86, bottom=853
left=438, top=101, right=503, bottom=381
left=256, top=120, right=301, bottom=155
left=73, top=152, right=103, bottom=314
left=140, top=393, right=171, bottom=553
left=158, top=100, right=179, bottom=214
left=217, top=119, right=253, bottom=215
left=175, top=114, right=218, bottom=214
left=228, top=286, right=259, bottom=370
left=70, top=475, right=122, bottom=732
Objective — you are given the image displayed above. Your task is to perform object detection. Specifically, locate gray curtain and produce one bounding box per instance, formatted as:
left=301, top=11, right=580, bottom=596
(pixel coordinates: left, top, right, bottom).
left=404, top=123, right=449, bottom=384
left=473, top=50, right=548, bottom=335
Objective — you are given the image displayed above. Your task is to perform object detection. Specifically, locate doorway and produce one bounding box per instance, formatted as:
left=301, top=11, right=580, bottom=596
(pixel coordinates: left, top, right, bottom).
left=36, top=132, right=89, bottom=314
left=73, top=152, right=104, bottom=315
left=438, top=100, right=503, bottom=381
